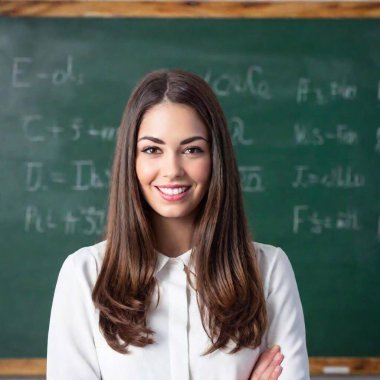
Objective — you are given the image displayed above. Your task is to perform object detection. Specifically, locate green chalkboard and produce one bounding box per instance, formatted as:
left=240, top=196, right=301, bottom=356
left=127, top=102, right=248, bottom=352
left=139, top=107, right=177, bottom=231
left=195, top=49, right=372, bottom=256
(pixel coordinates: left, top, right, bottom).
left=0, top=18, right=379, bottom=359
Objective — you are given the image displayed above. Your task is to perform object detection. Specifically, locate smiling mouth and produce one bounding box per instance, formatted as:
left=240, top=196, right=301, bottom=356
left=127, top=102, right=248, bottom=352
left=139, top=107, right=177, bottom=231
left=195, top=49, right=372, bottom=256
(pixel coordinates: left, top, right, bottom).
left=156, top=186, right=191, bottom=195
left=155, top=186, right=191, bottom=201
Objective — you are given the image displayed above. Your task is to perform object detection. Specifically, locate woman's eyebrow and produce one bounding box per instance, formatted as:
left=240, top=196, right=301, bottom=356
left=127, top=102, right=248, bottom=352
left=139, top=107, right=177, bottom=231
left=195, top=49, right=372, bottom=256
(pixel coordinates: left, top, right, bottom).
left=137, top=136, right=208, bottom=145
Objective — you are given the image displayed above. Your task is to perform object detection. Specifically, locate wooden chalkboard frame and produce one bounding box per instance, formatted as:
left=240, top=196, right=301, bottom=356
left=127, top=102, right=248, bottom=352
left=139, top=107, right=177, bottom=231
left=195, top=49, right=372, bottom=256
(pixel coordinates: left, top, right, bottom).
left=0, top=0, right=380, bottom=18
left=0, top=0, right=379, bottom=376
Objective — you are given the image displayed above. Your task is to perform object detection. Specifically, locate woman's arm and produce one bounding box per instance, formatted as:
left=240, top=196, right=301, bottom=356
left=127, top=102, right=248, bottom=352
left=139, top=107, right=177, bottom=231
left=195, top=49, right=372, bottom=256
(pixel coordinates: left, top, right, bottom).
left=264, top=247, right=310, bottom=380
left=47, top=254, right=101, bottom=379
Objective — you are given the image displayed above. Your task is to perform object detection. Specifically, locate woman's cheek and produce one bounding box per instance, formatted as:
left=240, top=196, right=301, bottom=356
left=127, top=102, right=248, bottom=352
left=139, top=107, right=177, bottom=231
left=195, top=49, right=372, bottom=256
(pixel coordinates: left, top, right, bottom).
left=136, top=158, right=156, bottom=183
left=192, top=158, right=212, bottom=182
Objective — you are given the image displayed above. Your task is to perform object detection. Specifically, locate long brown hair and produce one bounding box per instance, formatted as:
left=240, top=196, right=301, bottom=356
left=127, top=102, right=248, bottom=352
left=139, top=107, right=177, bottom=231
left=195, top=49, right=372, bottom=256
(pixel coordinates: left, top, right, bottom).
left=92, top=69, right=268, bottom=355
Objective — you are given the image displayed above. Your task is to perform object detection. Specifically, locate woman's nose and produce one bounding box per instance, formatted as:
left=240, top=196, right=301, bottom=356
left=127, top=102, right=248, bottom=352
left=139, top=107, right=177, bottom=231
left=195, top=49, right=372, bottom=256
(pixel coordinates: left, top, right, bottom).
left=163, top=152, right=185, bottom=178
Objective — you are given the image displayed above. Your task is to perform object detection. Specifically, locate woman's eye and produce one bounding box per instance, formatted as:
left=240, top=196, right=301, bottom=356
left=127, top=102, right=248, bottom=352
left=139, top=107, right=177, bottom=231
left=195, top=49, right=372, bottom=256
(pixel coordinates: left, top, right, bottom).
left=141, top=146, right=204, bottom=155
left=141, top=146, right=160, bottom=154
left=185, top=147, right=204, bottom=154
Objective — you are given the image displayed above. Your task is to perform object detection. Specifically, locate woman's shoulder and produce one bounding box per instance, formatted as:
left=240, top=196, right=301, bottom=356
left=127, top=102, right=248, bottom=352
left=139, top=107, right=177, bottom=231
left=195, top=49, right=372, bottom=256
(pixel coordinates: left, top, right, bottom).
left=252, top=241, right=295, bottom=297
left=253, top=241, right=287, bottom=265
left=68, top=239, right=107, bottom=266
left=59, top=240, right=107, bottom=288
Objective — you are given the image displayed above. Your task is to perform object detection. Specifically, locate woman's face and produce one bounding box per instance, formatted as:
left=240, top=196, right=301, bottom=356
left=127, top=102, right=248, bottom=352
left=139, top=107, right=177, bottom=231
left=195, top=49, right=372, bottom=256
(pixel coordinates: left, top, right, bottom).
left=135, top=101, right=211, bottom=222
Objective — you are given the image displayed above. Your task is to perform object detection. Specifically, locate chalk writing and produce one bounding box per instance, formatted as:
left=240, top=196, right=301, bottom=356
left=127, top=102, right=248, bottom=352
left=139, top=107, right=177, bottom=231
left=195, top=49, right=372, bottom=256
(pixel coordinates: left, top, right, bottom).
left=26, top=162, right=45, bottom=191
left=375, top=126, right=380, bottom=153
left=72, top=160, right=110, bottom=191
left=294, top=123, right=358, bottom=145
left=25, top=160, right=110, bottom=191
left=204, top=66, right=272, bottom=99
left=24, top=205, right=105, bottom=235
left=25, top=205, right=57, bottom=233
left=230, top=117, right=254, bottom=146
left=87, top=124, right=117, bottom=141
left=22, top=115, right=117, bottom=142
left=292, top=165, right=365, bottom=189
left=12, top=55, right=83, bottom=88
left=296, top=78, right=357, bottom=105
left=62, top=210, right=80, bottom=234
left=293, top=205, right=361, bottom=234
left=64, top=207, right=105, bottom=235
left=239, top=166, right=265, bottom=192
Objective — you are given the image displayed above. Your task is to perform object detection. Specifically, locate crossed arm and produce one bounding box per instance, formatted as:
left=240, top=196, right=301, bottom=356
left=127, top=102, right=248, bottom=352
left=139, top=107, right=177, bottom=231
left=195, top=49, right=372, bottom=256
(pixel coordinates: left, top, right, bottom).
left=248, top=345, right=284, bottom=380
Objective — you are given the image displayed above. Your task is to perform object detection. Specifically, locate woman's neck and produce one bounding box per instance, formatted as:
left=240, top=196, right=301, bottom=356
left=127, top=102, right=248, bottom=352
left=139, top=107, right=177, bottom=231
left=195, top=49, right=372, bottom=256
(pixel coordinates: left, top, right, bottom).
left=151, top=213, right=195, bottom=258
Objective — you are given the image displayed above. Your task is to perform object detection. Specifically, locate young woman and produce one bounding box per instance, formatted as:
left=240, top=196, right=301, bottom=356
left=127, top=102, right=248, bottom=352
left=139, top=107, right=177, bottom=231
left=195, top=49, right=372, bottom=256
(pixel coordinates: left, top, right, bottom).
left=47, top=69, right=309, bottom=379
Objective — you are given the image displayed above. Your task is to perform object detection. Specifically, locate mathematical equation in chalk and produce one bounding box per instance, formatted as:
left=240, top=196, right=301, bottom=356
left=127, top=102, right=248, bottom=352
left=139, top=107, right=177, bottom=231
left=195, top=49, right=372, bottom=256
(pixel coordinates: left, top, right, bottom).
left=204, top=65, right=272, bottom=99
left=12, top=55, right=83, bottom=88
left=22, top=115, right=117, bottom=143
left=239, top=166, right=265, bottom=192
left=25, top=161, right=111, bottom=192
left=296, top=77, right=357, bottom=105
left=294, top=123, right=358, bottom=146
left=293, top=205, right=361, bottom=234
left=229, top=116, right=254, bottom=146
left=25, top=205, right=105, bottom=236
left=292, top=165, right=365, bottom=189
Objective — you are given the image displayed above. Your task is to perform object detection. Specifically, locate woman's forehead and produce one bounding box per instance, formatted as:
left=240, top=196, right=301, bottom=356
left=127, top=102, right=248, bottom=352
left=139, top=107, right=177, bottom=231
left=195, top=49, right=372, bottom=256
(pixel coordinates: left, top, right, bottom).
left=137, top=102, right=208, bottom=139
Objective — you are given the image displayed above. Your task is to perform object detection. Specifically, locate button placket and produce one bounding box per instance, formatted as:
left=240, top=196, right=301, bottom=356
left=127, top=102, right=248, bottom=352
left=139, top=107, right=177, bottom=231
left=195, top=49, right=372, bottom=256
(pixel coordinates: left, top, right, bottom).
left=167, top=259, right=190, bottom=380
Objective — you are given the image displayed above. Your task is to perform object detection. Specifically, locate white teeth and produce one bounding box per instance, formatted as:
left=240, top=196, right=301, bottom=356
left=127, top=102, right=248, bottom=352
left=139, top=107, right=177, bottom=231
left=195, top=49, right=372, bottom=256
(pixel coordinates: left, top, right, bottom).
left=158, top=187, right=188, bottom=195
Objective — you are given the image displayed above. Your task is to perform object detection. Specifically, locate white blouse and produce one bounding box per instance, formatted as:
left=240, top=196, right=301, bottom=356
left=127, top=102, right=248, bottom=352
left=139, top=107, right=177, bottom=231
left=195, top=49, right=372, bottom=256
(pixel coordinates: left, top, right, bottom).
left=47, top=240, right=310, bottom=380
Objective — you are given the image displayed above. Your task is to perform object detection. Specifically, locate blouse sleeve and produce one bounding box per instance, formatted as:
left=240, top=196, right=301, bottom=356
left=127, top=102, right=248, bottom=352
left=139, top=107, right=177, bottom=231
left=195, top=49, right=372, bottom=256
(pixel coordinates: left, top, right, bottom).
left=264, top=247, right=310, bottom=380
left=47, top=254, right=101, bottom=380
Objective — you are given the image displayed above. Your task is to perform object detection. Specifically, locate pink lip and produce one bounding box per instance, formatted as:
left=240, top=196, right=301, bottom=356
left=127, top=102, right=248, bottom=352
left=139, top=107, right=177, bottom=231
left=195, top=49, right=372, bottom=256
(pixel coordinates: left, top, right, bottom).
left=155, top=186, right=191, bottom=201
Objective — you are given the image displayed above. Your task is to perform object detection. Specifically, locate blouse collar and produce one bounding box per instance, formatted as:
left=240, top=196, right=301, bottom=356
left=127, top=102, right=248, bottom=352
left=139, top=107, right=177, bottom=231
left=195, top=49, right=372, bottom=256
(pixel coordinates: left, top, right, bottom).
left=154, top=247, right=193, bottom=275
